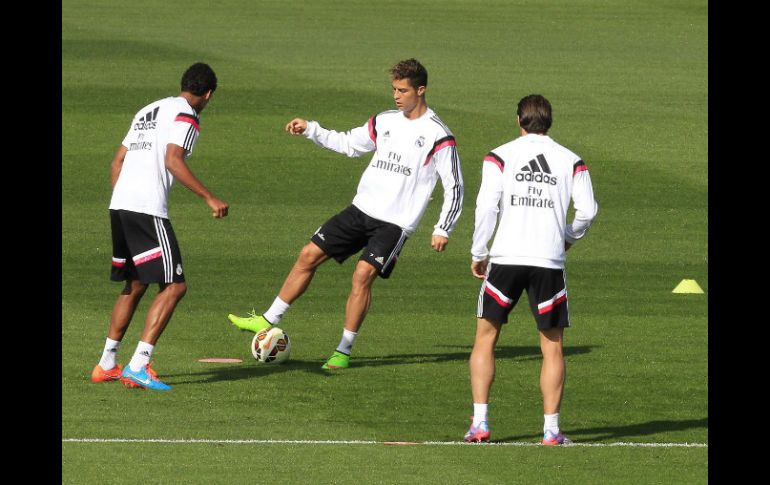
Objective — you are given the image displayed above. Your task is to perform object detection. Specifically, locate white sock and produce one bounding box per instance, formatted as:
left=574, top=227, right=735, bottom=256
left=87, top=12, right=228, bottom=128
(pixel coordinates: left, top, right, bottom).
left=473, top=403, right=489, bottom=426
left=264, top=297, right=290, bottom=325
left=335, top=329, right=358, bottom=355
left=128, top=341, right=155, bottom=372
left=98, top=338, right=121, bottom=370
left=544, top=413, right=560, bottom=434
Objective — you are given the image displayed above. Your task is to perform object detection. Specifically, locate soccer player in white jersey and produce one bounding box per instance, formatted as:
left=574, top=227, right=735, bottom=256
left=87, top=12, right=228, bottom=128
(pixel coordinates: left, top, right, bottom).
left=463, top=95, right=598, bottom=444
left=90, top=63, right=229, bottom=391
left=228, top=58, right=464, bottom=370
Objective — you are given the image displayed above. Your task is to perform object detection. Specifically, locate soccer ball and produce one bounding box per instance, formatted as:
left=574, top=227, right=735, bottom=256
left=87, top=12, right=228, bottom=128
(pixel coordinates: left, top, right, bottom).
left=251, top=327, right=291, bottom=364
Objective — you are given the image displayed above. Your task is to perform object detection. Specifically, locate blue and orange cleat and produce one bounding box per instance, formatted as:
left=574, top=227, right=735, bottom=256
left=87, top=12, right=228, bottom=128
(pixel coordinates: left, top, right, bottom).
left=542, top=430, right=572, bottom=446
left=463, top=418, right=490, bottom=443
left=120, top=362, right=159, bottom=388
left=91, top=364, right=123, bottom=383
left=120, top=363, right=171, bottom=391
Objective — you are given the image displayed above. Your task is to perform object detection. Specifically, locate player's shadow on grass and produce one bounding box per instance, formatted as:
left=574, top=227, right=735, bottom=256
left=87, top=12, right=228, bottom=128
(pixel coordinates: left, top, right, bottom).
left=165, top=345, right=594, bottom=384
left=496, top=417, right=708, bottom=443
left=354, top=344, right=593, bottom=367
left=165, top=360, right=339, bottom=384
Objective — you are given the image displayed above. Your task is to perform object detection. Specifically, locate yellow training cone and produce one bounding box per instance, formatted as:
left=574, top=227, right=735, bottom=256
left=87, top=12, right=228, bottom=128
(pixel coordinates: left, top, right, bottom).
left=672, top=279, right=704, bottom=294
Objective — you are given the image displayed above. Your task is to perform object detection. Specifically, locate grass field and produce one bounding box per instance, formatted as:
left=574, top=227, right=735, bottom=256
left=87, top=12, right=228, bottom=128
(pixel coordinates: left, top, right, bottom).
left=62, top=0, right=708, bottom=483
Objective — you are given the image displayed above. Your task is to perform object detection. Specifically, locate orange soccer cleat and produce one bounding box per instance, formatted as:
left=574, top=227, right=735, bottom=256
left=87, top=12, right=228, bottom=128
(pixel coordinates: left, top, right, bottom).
left=91, top=364, right=123, bottom=383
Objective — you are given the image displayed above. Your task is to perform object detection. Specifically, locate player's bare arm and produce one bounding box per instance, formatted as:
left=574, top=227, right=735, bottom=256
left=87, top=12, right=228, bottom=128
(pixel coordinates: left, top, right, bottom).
left=164, top=143, right=229, bottom=218
left=285, top=118, right=307, bottom=135
left=110, top=145, right=128, bottom=187
left=431, top=234, right=448, bottom=252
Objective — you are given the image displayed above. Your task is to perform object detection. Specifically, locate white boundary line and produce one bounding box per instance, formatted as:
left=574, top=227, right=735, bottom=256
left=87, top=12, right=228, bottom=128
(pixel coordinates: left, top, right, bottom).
left=62, top=438, right=707, bottom=448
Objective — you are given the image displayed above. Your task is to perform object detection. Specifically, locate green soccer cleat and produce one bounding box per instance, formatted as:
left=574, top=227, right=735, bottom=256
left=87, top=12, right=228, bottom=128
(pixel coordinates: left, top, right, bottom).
left=322, top=351, right=350, bottom=369
left=227, top=310, right=272, bottom=333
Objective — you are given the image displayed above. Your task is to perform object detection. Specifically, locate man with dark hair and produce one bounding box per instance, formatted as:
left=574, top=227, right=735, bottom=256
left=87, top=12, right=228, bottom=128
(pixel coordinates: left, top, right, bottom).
left=390, top=58, right=428, bottom=89
left=181, top=62, right=219, bottom=95
left=464, top=94, right=598, bottom=444
left=228, top=58, right=464, bottom=370
left=90, top=62, right=229, bottom=391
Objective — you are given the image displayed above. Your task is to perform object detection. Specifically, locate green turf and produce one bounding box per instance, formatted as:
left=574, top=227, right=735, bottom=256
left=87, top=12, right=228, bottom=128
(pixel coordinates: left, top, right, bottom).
left=62, top=442, right=706, bottom=485
left=62, top=0, right=708, bottom=483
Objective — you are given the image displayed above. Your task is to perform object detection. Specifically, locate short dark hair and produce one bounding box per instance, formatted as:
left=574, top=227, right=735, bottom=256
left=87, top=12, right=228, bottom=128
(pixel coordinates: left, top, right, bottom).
left=390, top=58, right=428, bottom=88
left=517, top=94, right=552, bottom=134
left=181, top=62, right=217, bottom=96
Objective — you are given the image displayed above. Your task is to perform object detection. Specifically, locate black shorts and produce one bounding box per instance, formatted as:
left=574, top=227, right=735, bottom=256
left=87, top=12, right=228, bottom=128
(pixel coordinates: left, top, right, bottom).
left=477, top=263, right=570, bottom=329
left=310, top=205, right=408, bottom=279
left=110, top=209, right=185, bottom=284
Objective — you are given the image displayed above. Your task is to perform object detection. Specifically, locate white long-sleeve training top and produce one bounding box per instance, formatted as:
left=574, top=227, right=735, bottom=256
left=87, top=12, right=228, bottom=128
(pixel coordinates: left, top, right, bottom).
left=471, top=133, right=598, bottom=269
left=303, top=108, right=464, bottom=237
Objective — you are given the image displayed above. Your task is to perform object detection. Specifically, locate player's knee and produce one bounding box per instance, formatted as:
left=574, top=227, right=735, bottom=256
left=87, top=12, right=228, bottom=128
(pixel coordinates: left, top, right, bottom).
left=351, top=264, right=377, bottom=290
left=162, top=282, right=187, bottom=300
left=175, top=282, right=188, bottom=299
left=471, top=335, right=495, bottom=355
left=540, top=340, right=563, bottom=360
left=122, top=280, right=149, bottom=296
left=298, top=244, right=325, bottom=269
left=135, top=281, right=149, bottom=294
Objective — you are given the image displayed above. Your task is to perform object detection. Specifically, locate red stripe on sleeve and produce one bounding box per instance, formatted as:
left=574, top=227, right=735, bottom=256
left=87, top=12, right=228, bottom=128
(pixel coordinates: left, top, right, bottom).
left=434, top=138, right=456, bottom=152
left=368, top=116, right=376, bottom=143
left=175, top=115, right=200, bottom=132
left=423, top=137, right=457, bottom=165
left=484, top=155, right=504, bottom=172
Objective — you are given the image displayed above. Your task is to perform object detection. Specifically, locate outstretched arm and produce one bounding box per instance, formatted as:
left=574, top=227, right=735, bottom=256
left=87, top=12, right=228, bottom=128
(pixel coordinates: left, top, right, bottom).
left=165, top=143, right=229, bottom=218
left=285, top=117, right=376, bottom=158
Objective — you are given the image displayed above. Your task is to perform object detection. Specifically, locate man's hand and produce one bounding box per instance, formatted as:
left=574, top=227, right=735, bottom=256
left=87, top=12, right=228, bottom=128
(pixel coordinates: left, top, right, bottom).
left=206, top=196, right=229, bottom=218
left=431, top=235, right=448, bottom=252
left=471, top=259, right=488, bottom=279
left=565, top=241, right=572, bottom=251
left=285, top=118, right=308, bottom=135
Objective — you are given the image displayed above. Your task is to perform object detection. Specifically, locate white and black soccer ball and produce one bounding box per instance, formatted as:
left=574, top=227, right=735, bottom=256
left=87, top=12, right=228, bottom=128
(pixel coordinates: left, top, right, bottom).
left=251, top=327, right=291, bottom=364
